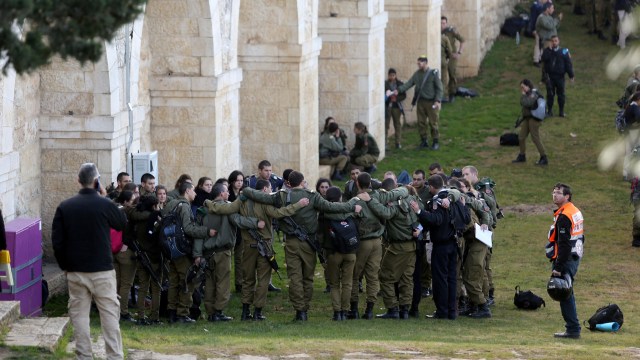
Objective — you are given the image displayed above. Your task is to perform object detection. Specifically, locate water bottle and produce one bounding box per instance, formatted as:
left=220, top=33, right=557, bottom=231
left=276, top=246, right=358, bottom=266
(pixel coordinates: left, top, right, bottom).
left=516, top=31, right=520, bottom=46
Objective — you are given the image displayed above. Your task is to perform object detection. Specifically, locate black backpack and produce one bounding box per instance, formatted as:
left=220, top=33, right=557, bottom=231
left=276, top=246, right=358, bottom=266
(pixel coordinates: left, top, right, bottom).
left=513, top=286, right=545, bottom=310
left=158, top=201, right=192, bottom=260
left=328, top=217, right=360, bottom=254
left=586, top=304, right=624, bottom=331
left=449, top=198, right=471, bottom=238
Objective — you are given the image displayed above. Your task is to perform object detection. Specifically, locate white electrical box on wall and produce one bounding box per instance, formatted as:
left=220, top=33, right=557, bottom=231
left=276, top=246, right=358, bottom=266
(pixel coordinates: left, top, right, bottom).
left=131, top=151, right=158, bottom=184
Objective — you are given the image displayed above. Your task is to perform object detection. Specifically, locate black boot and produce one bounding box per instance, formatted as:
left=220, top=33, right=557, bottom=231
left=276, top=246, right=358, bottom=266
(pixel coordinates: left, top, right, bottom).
left=418, top=138, right=429, bottom=149
left=633, top=237, right=640, bottom=247
left=461, top=303, right=477, bottom=316
left=408, top=306, right=420, bottom=318
left=458, top=296, right=469, bottom=314
left=209, top=310, right=232, bottom=322
left=376, top=306, right=399, bottom=319
left=362, top=302, right=374, bottom=320
left=167, top=309, right=177, bottom=323
left=486, top=288, right=496, bottom=306
left=512, top=153, right=526, bottom=163
left=340, top=310, right=347, bottom=321
left=399, top=305, right=409, bottom=320
left=294, top=310, right=308, bottom=321
left=331, top=170, right=344, bottom=181
left=469, top=303, right=492, bottom=318
left=536, top=155, right=548, bottom=166
left=332, top=311, right=343, bottom=321
left=431, top=139, right=440, bottom=151
left=241, top=303, right=252, bottom=321
left=347, top=301, right=359, bottom=319
left=253, top=307, right=266, bottom=321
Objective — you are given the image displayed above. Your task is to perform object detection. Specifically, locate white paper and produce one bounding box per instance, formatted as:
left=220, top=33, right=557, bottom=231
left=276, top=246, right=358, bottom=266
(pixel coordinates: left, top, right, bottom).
left=475, top=223, right=493, bottom=248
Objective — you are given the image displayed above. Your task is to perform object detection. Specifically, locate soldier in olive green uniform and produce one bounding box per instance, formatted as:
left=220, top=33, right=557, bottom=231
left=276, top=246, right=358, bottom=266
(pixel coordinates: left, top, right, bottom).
left=361, top=190, right=419, bottom=319
left=412, top=170, right=433, bottom=298
left=114, top=198, right=138, bottom=322
left=320, top=122, right=349, bottom=181
left=205, top=179, right=308, bottom=320
left=242, top=171, right=361, bottom=321
left=130, top=196, right=163, bottom=325
left=194, top=184, right=260, bottom=322
left=166, top=174, right=193, bottom=201
left=347, top=173, right=409, bottom=320
left=163, top=182, right=216, bottom=323
left=449, top=179, right=493, bottom=318
left=394, top=56, right=443, bottom=150
left=462, top=166, right=500, bottom=306
left=350, top=122, right=380, bottom=173
left=441, top=34, right=453, bottom=102
left=441, top=16, right=465, bottom=102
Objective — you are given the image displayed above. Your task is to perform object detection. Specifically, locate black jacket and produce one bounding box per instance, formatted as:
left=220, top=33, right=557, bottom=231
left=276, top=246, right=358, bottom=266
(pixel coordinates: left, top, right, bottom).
left=417, top=191, right=455, bottom=243
left=541, top=47, right=574, bottom=79
left=52, top=188, right=127, bottom=272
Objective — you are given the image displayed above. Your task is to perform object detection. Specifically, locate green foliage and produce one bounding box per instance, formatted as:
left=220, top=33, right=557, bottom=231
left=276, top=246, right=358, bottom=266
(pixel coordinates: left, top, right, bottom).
left=0, top=0, right=146, bottom=74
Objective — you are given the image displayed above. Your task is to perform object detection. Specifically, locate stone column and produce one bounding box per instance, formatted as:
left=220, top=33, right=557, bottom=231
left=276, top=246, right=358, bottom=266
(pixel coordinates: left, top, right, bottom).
left=385, top=0, right=442, bottom=125
left=238, top=0, right=322, bottom=181
left=318, top=0, right=388, bottom=156
left=147, top=0, right=242, bottom=183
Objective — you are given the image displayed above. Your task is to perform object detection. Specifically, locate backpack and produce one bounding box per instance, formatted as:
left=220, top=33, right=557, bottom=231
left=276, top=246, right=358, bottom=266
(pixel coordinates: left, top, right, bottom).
left=615, top=109, right=627, bottom=133
left=513, top=286, right=545, bottom=310
left=531, top=96, right=546, bottom=121
left=585, top=304, right=624, bottom=331
left=499, top=132, right=519, bottom=146
left=158, top=201, right=192, bottom=260
left=449, top=198, right=471, bottom=238
left=328, top=217, right=360, bottom=254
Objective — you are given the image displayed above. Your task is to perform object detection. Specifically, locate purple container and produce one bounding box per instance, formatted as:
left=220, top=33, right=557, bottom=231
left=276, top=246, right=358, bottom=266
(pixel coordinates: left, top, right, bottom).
left=0, top=218, right=43, bottom=317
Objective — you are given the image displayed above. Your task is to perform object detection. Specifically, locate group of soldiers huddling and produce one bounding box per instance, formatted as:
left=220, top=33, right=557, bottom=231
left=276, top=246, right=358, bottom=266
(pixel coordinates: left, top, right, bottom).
left=106, top=160, right=502, bottom=324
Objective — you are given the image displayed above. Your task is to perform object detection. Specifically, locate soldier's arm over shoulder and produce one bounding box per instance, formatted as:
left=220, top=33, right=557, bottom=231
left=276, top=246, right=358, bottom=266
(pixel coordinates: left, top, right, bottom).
left=264, top=201, right=304, bottom=219
left=229, top=213, right=259, bottom=229
left=180, top=203, right=209, bottom=239
left=205, top=198, right=242, bottom=214
left=367, top=198, right=396, bottom=220
left=375, top=186, right=408, bottom=203
left=241, top=187, right=277, bottom=205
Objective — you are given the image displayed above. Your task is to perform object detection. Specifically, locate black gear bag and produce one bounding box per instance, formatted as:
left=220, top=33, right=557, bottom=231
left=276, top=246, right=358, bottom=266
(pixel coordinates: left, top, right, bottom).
left=513, top=286, right=545, bottom=310
left=585, top=304, right=624, bottom=331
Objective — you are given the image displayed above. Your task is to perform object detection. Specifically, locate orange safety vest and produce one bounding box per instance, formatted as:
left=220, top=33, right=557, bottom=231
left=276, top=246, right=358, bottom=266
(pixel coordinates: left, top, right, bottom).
left=546, top=202, right=584, bottom=260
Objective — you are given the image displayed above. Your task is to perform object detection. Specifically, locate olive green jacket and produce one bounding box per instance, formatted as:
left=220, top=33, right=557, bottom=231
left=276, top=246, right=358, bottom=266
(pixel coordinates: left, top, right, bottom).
left=319, top=131, right=345, bottom=158
left=350, top=133, right=380, bottom=158
left=398, top=68, right=444, bottom=102
left=192, top=199, right=258, bottom=257
left=443, top=26, right=465, bottom=53
left=242, top=187, right=358, bottom=235
left=162, top=197, right=210, bottom=241
left=367, top=195, right=420, bottom=242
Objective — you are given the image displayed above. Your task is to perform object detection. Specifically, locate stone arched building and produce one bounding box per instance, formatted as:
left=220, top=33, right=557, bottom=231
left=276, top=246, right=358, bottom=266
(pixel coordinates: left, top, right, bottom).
left=0, top=0, right=517, bottom=256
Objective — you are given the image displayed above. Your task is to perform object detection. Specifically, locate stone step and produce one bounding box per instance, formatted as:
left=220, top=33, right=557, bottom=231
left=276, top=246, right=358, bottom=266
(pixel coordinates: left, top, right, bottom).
left=4, top=316, right=70, bottom=352
left=0, top=301, right=21, bottom=328
left=42, top=261, right=67, bottom=298
left=319, top=165, right=332, bottom=179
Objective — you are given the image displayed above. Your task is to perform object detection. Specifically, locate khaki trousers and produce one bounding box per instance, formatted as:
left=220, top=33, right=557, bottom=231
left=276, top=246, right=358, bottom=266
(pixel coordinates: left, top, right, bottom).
left=113, top=248, right=137, bottom=315
left=204, top=250, right=232, bottom=314
left=350, top=237, right=382, bottom=304
left=416, top=99, right=440, bottom=141
left=67, top=270, right=123, bottom=360
left=167, top=256, right=196, bottom=317
left=241, top=236, right=273, bottom=308
left=135, top=259, right=162, bottom=320
left=284, top=238, right=317, bottom=311
left=327, top=251, right=356, bottom=311
left=379, top=242, right=416, bottom=308
left=385, top=107, right=403, bottom=145
left=320, top=155, right=349, bottom=173
left=463, top=238, right=489, bottom=305
left=519, top=117, right=546, bottom=157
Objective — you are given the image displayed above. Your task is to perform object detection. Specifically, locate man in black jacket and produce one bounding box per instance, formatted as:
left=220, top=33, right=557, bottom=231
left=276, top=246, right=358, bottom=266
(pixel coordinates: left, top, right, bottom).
left=385, top=68, right=406, bottom=149
left=541, top=35, right=575, bottom=117
left=52, top=163, right=128, bottom=360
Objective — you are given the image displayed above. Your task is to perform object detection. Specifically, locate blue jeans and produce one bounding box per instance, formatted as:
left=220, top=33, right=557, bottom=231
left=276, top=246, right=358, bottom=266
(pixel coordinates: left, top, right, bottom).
left=559, top=258, right=581, bottom=334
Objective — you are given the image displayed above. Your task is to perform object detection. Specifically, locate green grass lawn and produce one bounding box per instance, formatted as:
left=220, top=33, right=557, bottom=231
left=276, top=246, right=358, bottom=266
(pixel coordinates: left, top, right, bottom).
left=37, top=3, right=640, bottom=359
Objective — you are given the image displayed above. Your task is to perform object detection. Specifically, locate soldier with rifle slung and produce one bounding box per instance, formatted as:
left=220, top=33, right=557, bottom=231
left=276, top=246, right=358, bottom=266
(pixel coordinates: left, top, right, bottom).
left=204, top=179, right=309, bottom=321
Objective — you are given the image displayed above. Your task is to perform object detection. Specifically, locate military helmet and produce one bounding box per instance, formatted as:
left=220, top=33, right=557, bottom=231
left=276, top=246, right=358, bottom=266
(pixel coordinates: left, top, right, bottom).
left=474, top=177, right=496, bottom=191
left=547, top=274, right=572, bottom=302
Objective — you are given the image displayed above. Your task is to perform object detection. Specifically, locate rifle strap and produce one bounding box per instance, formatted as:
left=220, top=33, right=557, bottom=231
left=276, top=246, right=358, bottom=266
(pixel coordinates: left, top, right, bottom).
left=415, top=69, right=432, bottom=102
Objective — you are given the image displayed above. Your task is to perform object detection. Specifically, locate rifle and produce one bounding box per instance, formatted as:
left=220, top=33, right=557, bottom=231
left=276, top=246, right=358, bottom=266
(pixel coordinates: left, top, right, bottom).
left=281, top=216, right=326, bottom=264
left=130, top=239, right=162, bottom=288
left=185, top=258, right=207, bottom=293
left=248, top=229, right=282, bottom=280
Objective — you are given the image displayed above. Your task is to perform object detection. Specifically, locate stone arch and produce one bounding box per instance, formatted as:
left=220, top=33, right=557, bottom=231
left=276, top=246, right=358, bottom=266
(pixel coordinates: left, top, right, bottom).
left=145, top=0, right=242, bottom=185
left=238, top=0, right=321, bottom=180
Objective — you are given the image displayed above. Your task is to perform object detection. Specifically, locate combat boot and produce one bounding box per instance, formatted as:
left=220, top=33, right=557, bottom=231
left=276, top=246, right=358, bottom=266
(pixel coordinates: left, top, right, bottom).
left=512, top=154, right=526, bottom=163
left=461, top=304, right=477, bottom=316
left=376, top=306, right=399, bottom=319
left=347, top=301, right=360, bottom=319
left=241, top=303, right=252, bottom=321
left=209, top=310, right=232, bottom=322
left=253, top=307, right=266, bottom=321
left=431, top=139, right=440, bottom=151
left=418, top=138, right=429, bottom=149
left=167, top=309, right=177, bottom=323
left=408, top=305, right=420, bottom=318
left=399, top=305, right=410, bottom=320
left=536, top=155, right=548, bottom=166
left=469, top=303, right=492, bottom=319
left=331, top=170, right=344, bottom=181
left=458, top=296, right=470, bottom=314
left=294, top=310, right=308, bottom=321
left=332, top=311, right=343, bottom=321
left=362, top=302, right=374, bottom=320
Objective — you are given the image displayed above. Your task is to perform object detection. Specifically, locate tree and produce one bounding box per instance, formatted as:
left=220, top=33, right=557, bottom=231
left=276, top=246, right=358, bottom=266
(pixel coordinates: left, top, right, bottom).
left=0, top=0, right=146, bottom=75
